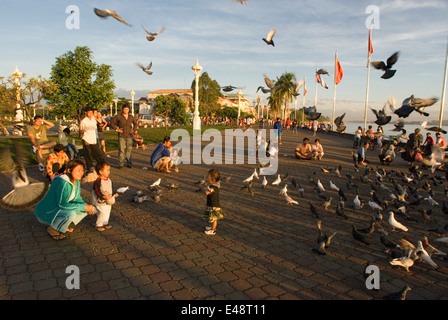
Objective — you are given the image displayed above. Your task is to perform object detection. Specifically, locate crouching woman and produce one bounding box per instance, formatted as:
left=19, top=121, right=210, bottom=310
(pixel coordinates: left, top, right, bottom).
left=35, top=159, right=97, bottom=240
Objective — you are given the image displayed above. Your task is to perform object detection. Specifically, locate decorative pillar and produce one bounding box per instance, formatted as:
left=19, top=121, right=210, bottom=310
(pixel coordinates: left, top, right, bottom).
left=192, top=59, right=203, bottom=135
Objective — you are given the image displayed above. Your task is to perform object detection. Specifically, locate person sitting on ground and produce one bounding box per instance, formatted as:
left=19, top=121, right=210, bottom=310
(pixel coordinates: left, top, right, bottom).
left=45, top=144, right=70, bottom=182
left=295, top=137, right=313, bottom=160
left=59, top=127, right=78, bottom=160
left=379, top=142, right=396, bottom=165
left=28, top=115, right=57, bottom=172
left=422, top=132, right=435, bottom=155
left=435, top=132, right=447, bottom=149
left=357, top=142, right=370, bottom=165
left=132, top=130, right=147, bottom=149
left=149, top=136, right=178, bottom=173
left=312, top=138, right=324, bottom=160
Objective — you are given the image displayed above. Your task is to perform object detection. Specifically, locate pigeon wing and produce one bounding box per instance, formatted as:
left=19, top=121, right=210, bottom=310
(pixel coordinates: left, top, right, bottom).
left=386, top=52, right=400, bottom=68
left=0, top=182, right=49, bottom=210
left=94, top=8, right=110, bottom=18
left=371, top=61, right=386, bottom=71
left=265, top=29, right=276, bottom=42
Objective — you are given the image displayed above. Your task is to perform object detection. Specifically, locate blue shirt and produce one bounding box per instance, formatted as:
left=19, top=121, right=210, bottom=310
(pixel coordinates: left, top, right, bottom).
left=273, top=121, right=282, bottom=133
left=150, top=143, right=171, bottom=167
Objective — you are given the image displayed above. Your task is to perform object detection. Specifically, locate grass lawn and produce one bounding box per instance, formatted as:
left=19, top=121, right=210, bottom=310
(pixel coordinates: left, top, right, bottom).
left=0, top=125, right=234, bottom=163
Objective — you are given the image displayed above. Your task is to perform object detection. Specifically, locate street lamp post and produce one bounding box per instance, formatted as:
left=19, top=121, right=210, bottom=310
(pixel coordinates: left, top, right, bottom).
left=130, top=89, right=135, bottom=116
left=12, top=66, right=23, bottom=124
left=237, top=89, right=243, bottom=120
left=113, top=98, right=118, bottom=116
left=192, top=59, right=202, bottom=135
left=257, top=96, right=261, bottom=120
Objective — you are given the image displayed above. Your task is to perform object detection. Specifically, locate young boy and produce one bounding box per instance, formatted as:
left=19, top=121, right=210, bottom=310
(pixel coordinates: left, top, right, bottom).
left=92, top=162, right=118, bottom=231
left=203, top=169, right=224, bottom=236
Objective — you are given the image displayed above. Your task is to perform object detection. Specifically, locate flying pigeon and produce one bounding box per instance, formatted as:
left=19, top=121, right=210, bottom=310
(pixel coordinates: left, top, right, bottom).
left=136, top=61, right=153, bottom=75
left=222, top=85, right=238, bottom=92
left=233, top=0, right=248, bottom=4
left=371, top=105, right=391, bottom=125
left=291, top=79, right=304, bottom=97
left=142, top=25, right=166, bottom=41
left=262, top=29, right=276, bottom=46
left=421, top=121, right=447, bottom=134
left=263, top=74, right=275, bottom=89
left=371, top=51, right=399, bottom=79
left=94, top=8, right=131, bottom=27
left=334, top=113, right=345, bottom=127
left=256, top=86, right=272, bottom=94
left=0, top=144, right=49, bottom=210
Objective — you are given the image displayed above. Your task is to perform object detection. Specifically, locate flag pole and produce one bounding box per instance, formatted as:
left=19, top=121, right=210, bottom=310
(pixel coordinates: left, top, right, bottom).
left=332, top=51, right=338, bottom=131
left=364, top=26, right=373, bottom=132
left=314, top=67, right=318, bottom=107
left=438, top=34, right=448, bottom=129
left=302, top=76, right=306, bottom=123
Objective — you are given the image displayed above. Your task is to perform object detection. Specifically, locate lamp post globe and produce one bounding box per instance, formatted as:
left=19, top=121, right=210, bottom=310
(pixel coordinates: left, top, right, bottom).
left=192, top=59, right=202, bottom=135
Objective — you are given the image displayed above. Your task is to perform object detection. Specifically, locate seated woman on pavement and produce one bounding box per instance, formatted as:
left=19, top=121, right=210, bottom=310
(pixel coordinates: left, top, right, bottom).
left=132, top=130, right=147, bottom=149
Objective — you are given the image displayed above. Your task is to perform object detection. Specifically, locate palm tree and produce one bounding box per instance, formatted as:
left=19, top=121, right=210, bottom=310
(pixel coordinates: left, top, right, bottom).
left=269, top=72, right=296, bottom=122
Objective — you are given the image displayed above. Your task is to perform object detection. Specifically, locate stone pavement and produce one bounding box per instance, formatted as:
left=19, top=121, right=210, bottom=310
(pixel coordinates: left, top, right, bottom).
left=0, top=126, right=447, bottom=301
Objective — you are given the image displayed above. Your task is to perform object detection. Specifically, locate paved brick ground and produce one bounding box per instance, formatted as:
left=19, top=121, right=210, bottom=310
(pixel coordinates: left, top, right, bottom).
left=1, top=126, right=447, bottom=301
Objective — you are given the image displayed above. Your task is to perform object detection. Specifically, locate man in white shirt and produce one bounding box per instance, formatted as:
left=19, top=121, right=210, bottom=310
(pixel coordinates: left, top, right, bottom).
left=80, top=107, right=105, bottom=173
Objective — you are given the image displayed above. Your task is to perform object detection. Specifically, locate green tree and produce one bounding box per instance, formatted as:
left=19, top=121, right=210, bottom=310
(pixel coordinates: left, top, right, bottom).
left=191, top=72, right=223, bottom=117
left=271, top=72, right=296, bottom=122
left=153, top=95, right=189, bottom=129
left=0, top=74, right=56, bottom=121
left=46, top=46, right=115, bottom=123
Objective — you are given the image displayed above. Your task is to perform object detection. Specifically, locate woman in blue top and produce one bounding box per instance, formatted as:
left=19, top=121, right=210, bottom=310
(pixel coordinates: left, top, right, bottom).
left=35, top=159, right=97, bottom=240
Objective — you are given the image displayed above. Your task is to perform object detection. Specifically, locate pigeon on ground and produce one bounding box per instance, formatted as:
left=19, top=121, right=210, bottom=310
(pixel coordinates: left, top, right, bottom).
left=117, top=186, right=129, bottom=194
left=142, top=25, right=166, bottom=41
left=94, top=8, right=131, bottom=26
left=329, top=181, right=339, bottom=192
left=384, top=286, right=411, bottom=300
left=284, top=193, right=298, bottom=205
left=150, top=178, right=161, bottom=188
left=371, top=51, right=399, bottom=79
left=279, top=184, right=288, bottom=195
left=388, top=212, right=408, bottom=232
left=261, top=176, right=268, bottom=188
left=243, top=173, right=255, bottom=184
left=352, top=224, right=370, bottom=245
left=434, top=237, right=448, bottom=244
left=272, top=174, right=281, bottom=186
left=322, top=197, right=332, bottom=210
left=297, top=184, right=304, bottom=198
left=133, top=190, right=149, bottom=203
left=262, top=29, right=276, bottom=46
left=136, top=62, right=153, bottom=75
left=423, top=237, right=446, bottom=256
left=416, top=241, right=438, bottom=268
left=0, top=144, right=49, bottom=210
left=380, top=235, right=400, bottom=251
left=316, top=179, right=325, bottom=192
left=390, top=250, right=415, bottom=272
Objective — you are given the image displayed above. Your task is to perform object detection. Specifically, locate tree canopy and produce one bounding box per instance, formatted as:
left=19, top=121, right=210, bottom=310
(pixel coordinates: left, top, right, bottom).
left=154, top=95, right=189, bottom=129
left=46, top=46, right=115, bottom=122
left=191, top=72, right=223, bottom=117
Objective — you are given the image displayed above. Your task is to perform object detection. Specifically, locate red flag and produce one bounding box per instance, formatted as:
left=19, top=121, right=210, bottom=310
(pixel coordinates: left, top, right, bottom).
left=304, top=81, right=307, bottom=96
left=317, top=73, right=328, bottom=89
left=335, top=55, right=344, bottom=85
left=368, top=28, right=373, bottom=60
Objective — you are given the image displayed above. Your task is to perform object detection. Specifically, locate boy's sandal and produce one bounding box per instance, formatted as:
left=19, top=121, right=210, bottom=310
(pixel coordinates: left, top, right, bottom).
left=103, top=224, right=112, bottom=230
left=96, top=226, right=105, bottom=232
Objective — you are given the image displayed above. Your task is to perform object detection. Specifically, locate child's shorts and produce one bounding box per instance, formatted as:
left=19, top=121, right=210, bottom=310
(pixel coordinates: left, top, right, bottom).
left=203, top=206, right=225, bottom=223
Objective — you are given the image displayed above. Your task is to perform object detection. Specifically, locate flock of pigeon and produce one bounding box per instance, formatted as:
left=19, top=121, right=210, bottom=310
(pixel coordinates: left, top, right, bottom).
left=233, top=152, right=448, bottom=299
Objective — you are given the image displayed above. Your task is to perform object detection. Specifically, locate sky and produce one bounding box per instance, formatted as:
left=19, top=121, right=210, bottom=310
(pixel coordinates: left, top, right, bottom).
left=1, top=0, right=448, bottom=123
